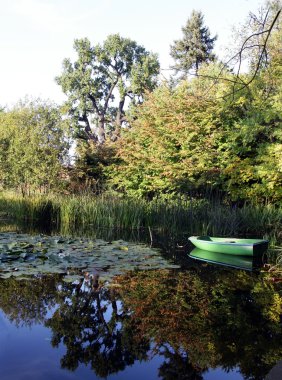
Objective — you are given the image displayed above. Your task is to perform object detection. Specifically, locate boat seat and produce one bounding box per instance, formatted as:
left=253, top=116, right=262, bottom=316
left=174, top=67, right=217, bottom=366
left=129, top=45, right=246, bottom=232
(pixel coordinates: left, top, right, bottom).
left=198, top=236, right=212, bottom=241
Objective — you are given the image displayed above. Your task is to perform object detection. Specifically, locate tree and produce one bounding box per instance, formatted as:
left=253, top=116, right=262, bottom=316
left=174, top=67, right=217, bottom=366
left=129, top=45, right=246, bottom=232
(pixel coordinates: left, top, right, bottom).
left=107, top=44, right=282, bottom=203
left=0, top=99, right=70, bottom=194
left=215, top=7, right=282, bottom=203
left=218, top=70, right=282, bottom=203
left=170, top=10, right=217, bottom=77
left=56, top=34, right=160, bottom=145
left=222, top=0, right=281, bottom=96
left=107, top=83, right=222, bottom=198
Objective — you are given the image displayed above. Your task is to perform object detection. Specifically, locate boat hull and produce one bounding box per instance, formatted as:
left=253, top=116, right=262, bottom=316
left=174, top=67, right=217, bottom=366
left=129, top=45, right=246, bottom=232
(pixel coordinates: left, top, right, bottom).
left=188, top=236, right=268, bottom=256
left=189, top=248, right=254, bottom=270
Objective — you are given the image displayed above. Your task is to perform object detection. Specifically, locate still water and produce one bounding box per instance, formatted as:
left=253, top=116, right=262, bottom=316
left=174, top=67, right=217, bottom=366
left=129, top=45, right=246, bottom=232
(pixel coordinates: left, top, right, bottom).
left=0, top=225, right=281, bottom=380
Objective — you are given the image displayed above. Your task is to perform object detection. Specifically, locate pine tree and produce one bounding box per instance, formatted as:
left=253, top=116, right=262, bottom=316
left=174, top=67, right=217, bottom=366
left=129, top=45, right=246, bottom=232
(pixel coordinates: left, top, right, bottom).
left=170, top=10, right=217, bottom=77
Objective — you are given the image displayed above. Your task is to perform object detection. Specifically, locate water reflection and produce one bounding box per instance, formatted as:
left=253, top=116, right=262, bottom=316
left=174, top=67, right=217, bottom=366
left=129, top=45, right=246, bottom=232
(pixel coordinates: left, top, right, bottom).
left=189, top=248, right=265, bottom=271
left=0, top=267, right=281, bottom=380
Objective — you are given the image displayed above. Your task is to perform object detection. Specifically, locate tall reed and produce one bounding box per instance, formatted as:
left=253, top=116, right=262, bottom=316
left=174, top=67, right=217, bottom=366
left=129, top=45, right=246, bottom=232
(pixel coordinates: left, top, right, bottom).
left=0, top=191, right=281, bottom=244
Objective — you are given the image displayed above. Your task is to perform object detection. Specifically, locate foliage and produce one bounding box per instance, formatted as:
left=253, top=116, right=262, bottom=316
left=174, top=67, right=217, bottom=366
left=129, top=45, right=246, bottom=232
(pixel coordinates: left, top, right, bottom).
left=107, top=23, right=282, bottom=203
left=56, top=34, right=160, bottom=145
left=107, top=83, right=223, bottom=198
left=68, top=140, right=118, bottom=193
left=218, top=34, right=282, bottom=202
left=0, top=99, right=70, bottom=195
left=62, top=3, right=279, bottom=201
left=170, top=10, right=217, bottom=77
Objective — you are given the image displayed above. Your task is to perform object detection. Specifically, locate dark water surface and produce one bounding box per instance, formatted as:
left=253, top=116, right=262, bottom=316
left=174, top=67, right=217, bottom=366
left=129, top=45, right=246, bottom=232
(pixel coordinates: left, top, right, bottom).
left=0, top=224, right=281, bottom=380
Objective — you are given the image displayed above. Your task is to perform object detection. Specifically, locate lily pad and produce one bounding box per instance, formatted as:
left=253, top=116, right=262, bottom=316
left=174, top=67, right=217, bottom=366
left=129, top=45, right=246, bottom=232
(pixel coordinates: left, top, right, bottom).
left=0, top=232, right=180, bottom=282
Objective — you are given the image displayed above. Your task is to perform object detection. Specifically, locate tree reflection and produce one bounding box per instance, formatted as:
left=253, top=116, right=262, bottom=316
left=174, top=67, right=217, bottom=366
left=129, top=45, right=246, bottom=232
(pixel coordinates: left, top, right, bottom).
left=158, top=346, right=204, bottom=380
left=118, top=268, right=282, bottom=379
left=0, top=275, right=59, bottom=326
left=0, top=267, right=281, bottom=379
left=45, top=274, right=150, bottom=377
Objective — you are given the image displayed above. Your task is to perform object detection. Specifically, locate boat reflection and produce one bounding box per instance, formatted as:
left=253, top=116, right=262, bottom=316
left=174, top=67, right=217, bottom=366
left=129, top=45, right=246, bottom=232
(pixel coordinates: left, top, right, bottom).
left=189, top=248, right=265, bottom=270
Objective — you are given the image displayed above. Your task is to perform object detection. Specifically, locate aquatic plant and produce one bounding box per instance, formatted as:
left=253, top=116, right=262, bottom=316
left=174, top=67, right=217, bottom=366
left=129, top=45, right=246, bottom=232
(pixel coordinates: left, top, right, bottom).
left=0, top=232, right=179, bottom=281
left=0, top=191, right=281, bottom=244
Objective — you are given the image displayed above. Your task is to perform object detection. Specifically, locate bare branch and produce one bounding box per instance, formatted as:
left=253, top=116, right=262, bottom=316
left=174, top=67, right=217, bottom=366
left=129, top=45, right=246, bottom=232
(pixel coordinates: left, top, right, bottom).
left=222, top=8, right=281, bottom=99
left=168, top=7, right=281, bottom=101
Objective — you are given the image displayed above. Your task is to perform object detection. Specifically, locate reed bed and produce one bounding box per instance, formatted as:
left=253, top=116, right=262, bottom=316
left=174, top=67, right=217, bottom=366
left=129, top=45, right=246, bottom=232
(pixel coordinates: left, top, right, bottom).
left=0, top=191, right=281, bottom=243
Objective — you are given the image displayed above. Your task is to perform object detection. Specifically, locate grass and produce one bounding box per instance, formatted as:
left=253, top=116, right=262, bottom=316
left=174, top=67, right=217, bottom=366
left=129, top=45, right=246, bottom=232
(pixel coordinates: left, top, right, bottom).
left=0, top=191, right=281, bottom=242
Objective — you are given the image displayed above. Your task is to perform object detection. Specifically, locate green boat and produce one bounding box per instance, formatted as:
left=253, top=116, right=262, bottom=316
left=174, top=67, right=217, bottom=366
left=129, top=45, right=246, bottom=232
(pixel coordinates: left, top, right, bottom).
left=189, top=248, right=254, bottom=270
left=188, top=236, right=268, bottom=256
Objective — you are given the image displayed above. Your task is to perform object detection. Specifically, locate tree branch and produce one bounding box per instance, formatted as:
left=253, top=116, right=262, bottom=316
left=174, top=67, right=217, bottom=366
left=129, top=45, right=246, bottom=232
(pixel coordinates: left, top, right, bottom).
left=167, top=8, right=281, bottom=100
left=103, top=78, right=119, bottom=114
left=79, top=113, right=98, bottom=142
left=88, top=94, right=100, bottom=115
left=222, top=8, right=281, bottom=99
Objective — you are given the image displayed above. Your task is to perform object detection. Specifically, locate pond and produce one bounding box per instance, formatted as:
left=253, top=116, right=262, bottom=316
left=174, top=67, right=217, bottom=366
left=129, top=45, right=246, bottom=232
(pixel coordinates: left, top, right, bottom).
left=0, top=223, right=281, bottom=380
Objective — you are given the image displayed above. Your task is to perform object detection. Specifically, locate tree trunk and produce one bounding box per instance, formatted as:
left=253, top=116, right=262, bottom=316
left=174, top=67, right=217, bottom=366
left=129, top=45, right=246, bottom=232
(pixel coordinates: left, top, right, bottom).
left=95, top=118, right=106, bottom=144
left=195, top=60, right=199, bottom=75
left=111, top=98, right=125, bottom=142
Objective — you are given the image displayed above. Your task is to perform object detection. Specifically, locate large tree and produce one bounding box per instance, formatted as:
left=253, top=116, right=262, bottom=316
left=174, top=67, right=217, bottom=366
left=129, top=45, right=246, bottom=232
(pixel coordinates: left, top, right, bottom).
left=170, top=10, right=217, bottom=77
left=56, top=34, right=160, bottom=145
left=0, top=99, right=70, bottom=195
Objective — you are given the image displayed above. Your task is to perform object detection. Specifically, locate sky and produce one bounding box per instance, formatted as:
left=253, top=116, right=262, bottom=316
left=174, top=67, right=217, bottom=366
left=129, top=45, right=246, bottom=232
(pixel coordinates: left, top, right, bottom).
left=0, top=0, right=264, bottom=107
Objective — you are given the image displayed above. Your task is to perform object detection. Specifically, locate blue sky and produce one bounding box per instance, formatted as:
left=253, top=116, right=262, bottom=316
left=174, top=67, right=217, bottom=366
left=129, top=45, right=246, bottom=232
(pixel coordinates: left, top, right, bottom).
left=0, top=0, right=263, bottom=107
